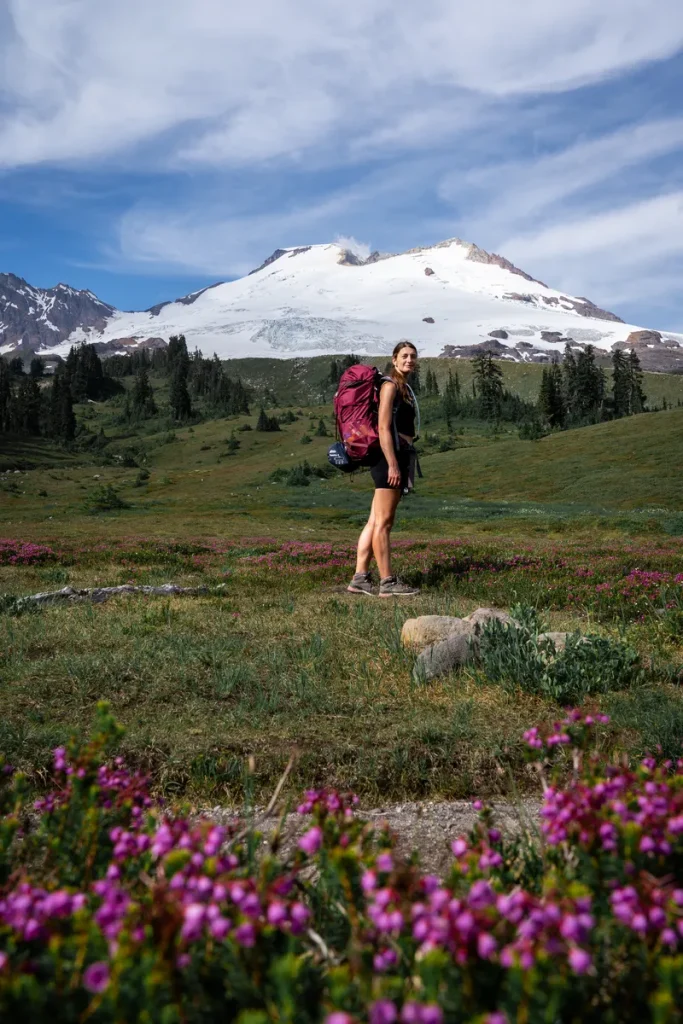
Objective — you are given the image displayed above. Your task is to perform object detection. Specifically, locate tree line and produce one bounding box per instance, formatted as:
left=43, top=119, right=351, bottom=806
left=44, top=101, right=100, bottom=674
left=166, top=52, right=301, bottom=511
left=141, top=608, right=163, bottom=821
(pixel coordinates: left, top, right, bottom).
left=0, top=345, right=121, bottom=442
left=0, top=335, right=250, bottom=444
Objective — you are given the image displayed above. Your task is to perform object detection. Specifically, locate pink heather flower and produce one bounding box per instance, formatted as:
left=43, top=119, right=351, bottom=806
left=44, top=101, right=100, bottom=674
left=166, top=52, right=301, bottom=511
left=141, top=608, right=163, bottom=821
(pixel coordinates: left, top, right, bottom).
left=419, top=1008, right=444, bottom=1024
left=24, top=919, right=42, bottom=941
left=267, top=901, right=288, bottom=927
left=451, top=838, right=468, bottom=857
left=376, top=852, right=393, bottom=872
left=370, top=1001, right=398, bottom=1024
left=290, top=902, right=310, bottom=931
left=469, top=880, right=495, bottom=909
left=361, top=870, right=377, bottom=893
left=181, top=903, right=206, bottom=941
left=0, top=952, right=7, bottom=971
left=477, top=932, right=498, bottom=959
left=83, top=962, right=110, bottom=993
left=325, top=1015, right=354, bottom=1024
left=568, top=947, right=592, bottom=975
left=234, top=922, right=256, bottom=947
left=298, top=826, right=323, bottom=856
left=208, top=915, right=231, bottom=940
left=485, top=1015, right=508, bottom=1024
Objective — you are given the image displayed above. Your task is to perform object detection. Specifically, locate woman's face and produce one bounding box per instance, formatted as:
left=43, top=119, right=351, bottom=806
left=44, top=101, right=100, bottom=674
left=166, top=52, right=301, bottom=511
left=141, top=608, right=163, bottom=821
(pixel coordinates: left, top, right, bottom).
left=394, top=346, right=417, bottom=375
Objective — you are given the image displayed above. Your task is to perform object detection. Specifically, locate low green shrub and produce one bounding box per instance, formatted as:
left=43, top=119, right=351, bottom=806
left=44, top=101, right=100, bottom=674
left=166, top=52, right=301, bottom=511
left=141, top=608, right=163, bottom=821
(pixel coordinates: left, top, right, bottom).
left=83, top=485, right=131, bottom=513
left=479, top=605, right=644, bottom=703
left=270, top=462, right=335, bottom=487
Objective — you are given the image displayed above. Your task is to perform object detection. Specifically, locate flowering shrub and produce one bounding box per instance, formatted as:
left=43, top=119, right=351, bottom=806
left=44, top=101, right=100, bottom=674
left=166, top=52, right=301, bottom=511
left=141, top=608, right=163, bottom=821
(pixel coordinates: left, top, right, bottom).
left=6, top=534, right=682, bottom=626
left=0, top=539, right=55, bottom=566
left=0, top=706, right=682, bottom=1022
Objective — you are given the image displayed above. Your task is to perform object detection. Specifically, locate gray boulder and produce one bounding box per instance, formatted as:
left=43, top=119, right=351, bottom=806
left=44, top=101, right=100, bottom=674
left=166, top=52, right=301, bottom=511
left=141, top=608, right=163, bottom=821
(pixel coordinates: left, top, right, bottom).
left=413, top=632, right=477, bottom=683
left=538, top=631, right=569, bottom=653
left=401, top=615, right=471, bottom=650
left=464, top=607, right=514, bottom=632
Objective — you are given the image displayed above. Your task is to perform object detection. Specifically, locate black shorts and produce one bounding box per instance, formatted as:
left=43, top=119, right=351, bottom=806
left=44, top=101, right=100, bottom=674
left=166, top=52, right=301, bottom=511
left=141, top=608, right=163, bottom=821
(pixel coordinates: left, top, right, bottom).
left=369, top=448, right=411, bottom=491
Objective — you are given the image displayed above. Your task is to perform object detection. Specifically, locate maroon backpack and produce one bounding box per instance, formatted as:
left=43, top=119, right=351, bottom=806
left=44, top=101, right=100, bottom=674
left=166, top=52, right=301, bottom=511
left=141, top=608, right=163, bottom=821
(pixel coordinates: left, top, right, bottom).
left=332, top=364, right=389, bottom=464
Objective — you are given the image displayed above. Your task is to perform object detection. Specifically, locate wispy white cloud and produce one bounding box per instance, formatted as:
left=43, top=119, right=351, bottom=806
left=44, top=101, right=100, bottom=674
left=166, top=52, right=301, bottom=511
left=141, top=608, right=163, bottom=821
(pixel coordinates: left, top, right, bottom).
left=445, top=117, right=683, bottom=236
left=334, top=236, right=372, bottom=260
left=2, top=0, right=683, bottom=169
left=115, top=167, right=414, bottom=276
left=500, top=192, right=683, bottom=308
left=3, top=0, right=683, bottom=329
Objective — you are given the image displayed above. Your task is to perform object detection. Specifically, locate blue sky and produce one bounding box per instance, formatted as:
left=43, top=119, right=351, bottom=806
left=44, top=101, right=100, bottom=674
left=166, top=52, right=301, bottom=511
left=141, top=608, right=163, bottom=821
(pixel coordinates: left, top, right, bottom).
left=2, top=0, right=683, bottom=330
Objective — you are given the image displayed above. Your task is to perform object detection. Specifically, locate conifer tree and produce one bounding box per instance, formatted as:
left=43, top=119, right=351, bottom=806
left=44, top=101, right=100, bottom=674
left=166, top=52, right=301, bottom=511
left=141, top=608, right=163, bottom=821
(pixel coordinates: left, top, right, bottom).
left=131, top=368, right=157, bottom=419
left=49, top=368, right=76, bottom=442
left=169, top=366, right=192, bottom=421
left=408, top=367, right=422, bottom=395
left=13, top=375, right=42, bottom=434
left=575, top=345, right=606, bottom=421
left=256, top=406, right=281, bottom=432
left=628, top=349, right=646, bottom=413
left=472, top=353, right=504, bottom=420
left=611, top=350, right=632, bottom=417
left=29, top=357, right=44, bottom=379
left=538, top=361, right=566, bottom=428
left=0, top=359, right=12, bottom=432
left=423, top=367, right=440, bottom=397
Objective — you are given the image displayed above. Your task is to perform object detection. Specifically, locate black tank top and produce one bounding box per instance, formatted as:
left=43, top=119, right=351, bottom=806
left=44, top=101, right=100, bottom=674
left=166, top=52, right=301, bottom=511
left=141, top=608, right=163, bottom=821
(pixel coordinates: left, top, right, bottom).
left=394, top=392, right=416, bottom=436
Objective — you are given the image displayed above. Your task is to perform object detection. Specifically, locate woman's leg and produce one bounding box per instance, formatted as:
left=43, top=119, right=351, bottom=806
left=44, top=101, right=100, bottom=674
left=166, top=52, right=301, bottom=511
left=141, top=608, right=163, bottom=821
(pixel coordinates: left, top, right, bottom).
left=354, top=495, right=376, bottom=575
left=371, top=488, right=402, bottom=579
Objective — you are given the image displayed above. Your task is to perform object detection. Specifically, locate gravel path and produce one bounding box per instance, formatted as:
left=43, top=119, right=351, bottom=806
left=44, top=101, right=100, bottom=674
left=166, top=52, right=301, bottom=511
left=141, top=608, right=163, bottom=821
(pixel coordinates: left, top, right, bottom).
left=207, top=797, right=541, bottom=876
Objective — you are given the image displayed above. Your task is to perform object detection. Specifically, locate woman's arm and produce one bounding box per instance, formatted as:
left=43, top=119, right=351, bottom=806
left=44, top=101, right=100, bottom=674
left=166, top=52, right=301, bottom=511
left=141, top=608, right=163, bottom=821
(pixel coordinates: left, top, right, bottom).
left=378, top=381, right=400, bottom=488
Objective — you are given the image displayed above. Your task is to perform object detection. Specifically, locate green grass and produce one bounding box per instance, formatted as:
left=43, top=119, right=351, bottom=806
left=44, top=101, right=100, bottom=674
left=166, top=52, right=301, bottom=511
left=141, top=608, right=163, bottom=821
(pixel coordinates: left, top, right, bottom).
left=1, top=532, right=682, bottom=803
left=2, top=356, right=683, bottom=806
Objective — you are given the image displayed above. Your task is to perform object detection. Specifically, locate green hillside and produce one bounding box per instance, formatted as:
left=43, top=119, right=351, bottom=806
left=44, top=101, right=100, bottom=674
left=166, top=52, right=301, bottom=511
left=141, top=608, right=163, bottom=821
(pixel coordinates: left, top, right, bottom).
left=424, top=406, right=683, bottom=509
left=221, top=355, right=683, bottom=408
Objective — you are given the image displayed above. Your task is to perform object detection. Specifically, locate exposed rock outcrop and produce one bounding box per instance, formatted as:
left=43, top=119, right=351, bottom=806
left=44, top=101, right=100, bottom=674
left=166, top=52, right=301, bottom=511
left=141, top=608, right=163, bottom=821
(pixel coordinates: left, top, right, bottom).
left=0, top=274, right=114, bottom=352
left=465, top=244, right=548, bottom=287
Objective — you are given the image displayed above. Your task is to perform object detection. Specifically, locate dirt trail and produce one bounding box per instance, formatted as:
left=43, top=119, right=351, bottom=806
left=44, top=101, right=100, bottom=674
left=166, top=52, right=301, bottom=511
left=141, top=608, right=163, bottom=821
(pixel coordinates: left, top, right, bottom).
left=207, top=798, right=541, bottom=876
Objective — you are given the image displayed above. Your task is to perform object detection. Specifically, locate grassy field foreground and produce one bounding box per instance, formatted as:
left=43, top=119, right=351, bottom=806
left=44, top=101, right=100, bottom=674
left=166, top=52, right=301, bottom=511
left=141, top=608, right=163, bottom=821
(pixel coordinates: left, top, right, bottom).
left=2, top=531, right=682, bottom=805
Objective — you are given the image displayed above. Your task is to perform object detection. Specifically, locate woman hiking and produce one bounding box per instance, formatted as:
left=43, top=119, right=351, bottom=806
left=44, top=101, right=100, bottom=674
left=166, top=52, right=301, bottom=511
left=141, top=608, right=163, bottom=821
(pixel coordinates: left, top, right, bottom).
left=348, top=341, right=421, bottom=598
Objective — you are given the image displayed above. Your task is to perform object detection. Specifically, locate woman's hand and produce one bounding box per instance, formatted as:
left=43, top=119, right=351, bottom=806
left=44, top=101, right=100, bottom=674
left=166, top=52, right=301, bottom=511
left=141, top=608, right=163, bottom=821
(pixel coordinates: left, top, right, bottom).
left=387, top=461, right=401, bottom=488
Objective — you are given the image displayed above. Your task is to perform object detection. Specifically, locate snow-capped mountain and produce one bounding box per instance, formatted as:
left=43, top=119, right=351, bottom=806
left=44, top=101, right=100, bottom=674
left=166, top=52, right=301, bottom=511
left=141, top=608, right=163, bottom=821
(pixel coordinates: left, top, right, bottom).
left=3, top=240, right=683, bottom=370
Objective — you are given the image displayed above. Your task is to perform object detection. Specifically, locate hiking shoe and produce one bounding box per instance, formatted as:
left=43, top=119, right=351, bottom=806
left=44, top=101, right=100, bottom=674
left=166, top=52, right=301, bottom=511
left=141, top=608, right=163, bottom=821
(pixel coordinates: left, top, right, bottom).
left=347, top=572, right=375, bottom=596
left=379, top=576, right=420, bottom=598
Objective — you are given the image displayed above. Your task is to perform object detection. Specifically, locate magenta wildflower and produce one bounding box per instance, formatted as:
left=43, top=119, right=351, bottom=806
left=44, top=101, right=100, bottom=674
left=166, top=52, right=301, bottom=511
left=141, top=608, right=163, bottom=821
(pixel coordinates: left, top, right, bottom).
left=83, top=961, right=110, bottom=993
left=298, top=826, right=323, bottom=856
left=568, top=947, right=592, bottom=974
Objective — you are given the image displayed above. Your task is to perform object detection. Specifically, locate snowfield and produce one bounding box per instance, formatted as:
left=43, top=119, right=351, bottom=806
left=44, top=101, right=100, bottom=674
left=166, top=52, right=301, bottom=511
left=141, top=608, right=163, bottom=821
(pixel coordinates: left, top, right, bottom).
left=43, top=239, right=683, bottom=360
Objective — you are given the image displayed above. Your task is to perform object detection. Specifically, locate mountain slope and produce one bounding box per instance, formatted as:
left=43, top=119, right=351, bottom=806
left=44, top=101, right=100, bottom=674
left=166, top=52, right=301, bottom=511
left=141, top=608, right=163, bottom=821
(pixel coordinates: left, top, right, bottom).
left=0, top=273, right=115, bottom=352
left=3, top=239, right=683, bottom=367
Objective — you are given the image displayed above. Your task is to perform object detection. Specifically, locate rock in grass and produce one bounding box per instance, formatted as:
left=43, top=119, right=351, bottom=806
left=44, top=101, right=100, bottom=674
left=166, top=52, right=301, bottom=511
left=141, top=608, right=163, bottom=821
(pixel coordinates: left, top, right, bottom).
left=464, top=607, right=514, bottom=632
left=413, top=632, right=477, bottom=683
left=401, top=615, right=471, bottom=650
left=538, top=631, right=570, bottom=652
